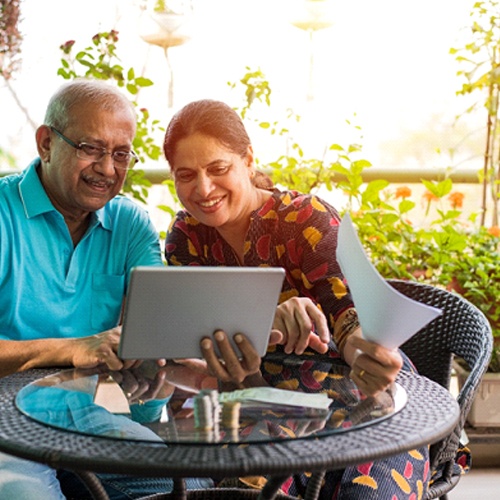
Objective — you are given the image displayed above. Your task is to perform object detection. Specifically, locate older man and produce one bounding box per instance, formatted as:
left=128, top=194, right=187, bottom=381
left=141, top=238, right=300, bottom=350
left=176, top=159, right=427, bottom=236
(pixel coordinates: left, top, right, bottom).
left=0, top=79, right=210, bottom=499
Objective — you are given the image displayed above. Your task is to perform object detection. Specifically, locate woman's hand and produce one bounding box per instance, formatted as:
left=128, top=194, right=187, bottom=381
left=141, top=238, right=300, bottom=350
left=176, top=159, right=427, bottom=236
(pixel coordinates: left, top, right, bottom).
left=346, top=333, right=403, bottom=398
left=270, top=297, right=331, bottom=355
left=200, top=330, right=263, bottom=385
left=174, top=331, right=266, bottom=390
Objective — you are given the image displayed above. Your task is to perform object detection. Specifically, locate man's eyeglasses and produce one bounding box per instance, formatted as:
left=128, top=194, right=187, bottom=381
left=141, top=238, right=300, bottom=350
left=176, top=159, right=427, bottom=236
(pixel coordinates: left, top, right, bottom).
left=49, top=126, right=139, bottom=170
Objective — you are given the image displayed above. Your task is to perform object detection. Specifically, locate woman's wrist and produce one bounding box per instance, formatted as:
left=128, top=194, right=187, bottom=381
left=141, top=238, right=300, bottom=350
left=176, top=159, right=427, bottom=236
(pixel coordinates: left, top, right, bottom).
left=333, top=308, right=361, bottom=358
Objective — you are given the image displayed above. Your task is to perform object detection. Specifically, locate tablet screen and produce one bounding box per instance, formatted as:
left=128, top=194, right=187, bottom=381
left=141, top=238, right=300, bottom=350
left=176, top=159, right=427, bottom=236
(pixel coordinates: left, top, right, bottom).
left=119, top=266, right=286, bottom=360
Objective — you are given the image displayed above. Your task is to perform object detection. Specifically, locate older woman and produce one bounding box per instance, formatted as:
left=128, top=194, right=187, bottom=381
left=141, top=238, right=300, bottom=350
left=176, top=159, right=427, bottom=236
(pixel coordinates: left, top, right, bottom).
left=163, top=99, right=429, bottom=499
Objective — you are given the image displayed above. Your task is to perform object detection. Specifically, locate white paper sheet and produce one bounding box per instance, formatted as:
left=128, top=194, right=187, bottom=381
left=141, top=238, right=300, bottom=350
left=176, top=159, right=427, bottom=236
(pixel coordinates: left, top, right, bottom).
left=336, top=212, right=442, bottom=349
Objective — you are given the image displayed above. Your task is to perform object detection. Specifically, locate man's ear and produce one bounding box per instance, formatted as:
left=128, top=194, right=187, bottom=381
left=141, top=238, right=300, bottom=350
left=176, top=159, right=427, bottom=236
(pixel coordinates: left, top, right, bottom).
left=36, top=125, right=52, bottom=162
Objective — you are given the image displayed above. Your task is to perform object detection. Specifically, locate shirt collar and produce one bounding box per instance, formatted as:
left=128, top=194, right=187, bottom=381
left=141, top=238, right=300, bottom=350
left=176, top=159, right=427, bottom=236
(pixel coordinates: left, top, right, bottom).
left=19, top=159, right=54, bottom=218
left=19, top=159, right=110, bottom=230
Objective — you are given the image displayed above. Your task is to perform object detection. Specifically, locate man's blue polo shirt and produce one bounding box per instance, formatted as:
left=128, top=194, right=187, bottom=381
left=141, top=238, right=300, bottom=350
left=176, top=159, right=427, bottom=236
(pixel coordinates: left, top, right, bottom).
left=0, top=159, right=163, bottom=341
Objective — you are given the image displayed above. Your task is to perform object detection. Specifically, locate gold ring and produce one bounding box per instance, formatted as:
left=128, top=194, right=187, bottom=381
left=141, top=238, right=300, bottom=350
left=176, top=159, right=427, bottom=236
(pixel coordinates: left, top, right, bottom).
left=359, top=369, right=366, bottom=378
left=138, top=399, right=145, bottom=405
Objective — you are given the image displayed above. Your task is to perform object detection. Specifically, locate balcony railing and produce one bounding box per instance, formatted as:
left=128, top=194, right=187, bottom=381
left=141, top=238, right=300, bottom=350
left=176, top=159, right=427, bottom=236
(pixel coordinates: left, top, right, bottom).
left=0, top=166, right=481, bottom=184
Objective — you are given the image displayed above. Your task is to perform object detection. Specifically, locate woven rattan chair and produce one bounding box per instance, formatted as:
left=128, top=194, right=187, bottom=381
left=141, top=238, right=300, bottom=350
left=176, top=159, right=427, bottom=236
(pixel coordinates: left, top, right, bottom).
left=388, top=279, right=493, bottom=500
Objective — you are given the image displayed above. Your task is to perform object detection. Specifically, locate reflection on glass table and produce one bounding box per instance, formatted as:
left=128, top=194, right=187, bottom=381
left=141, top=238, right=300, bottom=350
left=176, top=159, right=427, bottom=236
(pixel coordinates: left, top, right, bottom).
left=16, top=357, right=407, bottom=445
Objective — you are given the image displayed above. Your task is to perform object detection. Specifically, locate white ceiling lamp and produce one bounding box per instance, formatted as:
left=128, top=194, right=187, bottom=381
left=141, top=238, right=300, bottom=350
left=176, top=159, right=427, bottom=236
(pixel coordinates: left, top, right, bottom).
left=290, top=0, right=335, bottom=101
left=138, top=0, right=194, bottom=108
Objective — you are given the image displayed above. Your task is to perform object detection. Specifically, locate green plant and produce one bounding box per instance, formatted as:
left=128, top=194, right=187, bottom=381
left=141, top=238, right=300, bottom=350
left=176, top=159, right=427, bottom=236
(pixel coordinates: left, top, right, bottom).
left=334, top=164, right=500, bottom=371
left=451, top=0, right=500, bottom=227
left=332, top=155, right=500, bottom=369
left=345, top=168, right=498, bottom=333
left=56, top=30, right=174, bottom=207
left=230, top=67, right=500, bottom=370
left=441, top=224, right=500, bottom=371
left=230, top=68, right=370, bottom=195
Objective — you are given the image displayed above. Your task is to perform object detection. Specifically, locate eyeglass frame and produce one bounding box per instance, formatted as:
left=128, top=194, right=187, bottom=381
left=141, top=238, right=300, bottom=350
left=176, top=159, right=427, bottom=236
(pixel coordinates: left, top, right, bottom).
left=49, top=126, right=139, bottom=170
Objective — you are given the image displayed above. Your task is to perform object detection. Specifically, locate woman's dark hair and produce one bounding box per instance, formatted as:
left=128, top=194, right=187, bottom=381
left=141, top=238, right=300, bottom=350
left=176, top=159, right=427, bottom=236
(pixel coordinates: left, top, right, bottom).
left=164, top=99, right=250, bottom=165
left=163, top=99, right=273, bottom=189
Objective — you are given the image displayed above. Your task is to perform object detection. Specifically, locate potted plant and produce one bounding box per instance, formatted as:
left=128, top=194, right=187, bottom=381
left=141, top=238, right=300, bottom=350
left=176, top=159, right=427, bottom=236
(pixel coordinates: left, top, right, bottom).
left=444, top=227, right=500, bottom=426
left=446, top=0, right=500, bottom=426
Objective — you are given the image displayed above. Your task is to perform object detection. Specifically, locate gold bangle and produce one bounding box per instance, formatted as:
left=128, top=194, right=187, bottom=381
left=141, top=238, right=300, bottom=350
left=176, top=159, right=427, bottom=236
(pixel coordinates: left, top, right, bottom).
left=333, top=308, right=360, bottom=353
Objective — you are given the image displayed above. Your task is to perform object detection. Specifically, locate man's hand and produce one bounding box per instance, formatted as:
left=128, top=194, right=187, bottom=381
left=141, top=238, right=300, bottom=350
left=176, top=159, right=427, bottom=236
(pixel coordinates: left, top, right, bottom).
left=69, top=326, right=159, bottom=371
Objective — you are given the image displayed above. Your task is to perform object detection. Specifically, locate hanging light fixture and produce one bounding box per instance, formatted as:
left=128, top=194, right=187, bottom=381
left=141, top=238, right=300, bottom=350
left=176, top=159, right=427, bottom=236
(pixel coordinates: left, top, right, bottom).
left=138, top=0, right=194, bottom=108
left=289, top=0, right=335, bottom=101
left=289, top=0, right=335, bottom=32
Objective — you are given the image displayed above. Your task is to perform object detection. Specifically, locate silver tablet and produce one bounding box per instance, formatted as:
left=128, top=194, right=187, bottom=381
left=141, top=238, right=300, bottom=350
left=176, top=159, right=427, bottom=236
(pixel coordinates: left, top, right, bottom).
left=118, top=266, right=286, bottom=360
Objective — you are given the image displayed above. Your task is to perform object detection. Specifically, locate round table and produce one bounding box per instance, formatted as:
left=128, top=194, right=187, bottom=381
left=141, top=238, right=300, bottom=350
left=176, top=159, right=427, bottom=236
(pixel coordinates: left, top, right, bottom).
left=0, top=366, right=459, bottom=499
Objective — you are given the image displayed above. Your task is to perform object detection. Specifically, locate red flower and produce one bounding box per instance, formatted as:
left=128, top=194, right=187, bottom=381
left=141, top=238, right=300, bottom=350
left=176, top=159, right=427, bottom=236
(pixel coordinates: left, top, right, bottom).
left=60, top=40, right=75, bottom=54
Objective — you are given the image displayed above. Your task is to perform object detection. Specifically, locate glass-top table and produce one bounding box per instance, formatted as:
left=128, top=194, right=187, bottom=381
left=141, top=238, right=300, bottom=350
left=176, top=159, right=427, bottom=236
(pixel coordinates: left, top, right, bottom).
left=0, top=364, right=460, bottom=500
left=15, top=356, right=407, bottom=445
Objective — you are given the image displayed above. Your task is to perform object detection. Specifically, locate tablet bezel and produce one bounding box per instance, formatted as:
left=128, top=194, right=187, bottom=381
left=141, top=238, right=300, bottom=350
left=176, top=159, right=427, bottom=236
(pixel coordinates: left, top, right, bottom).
left=118, top=266, right=286, bottom=360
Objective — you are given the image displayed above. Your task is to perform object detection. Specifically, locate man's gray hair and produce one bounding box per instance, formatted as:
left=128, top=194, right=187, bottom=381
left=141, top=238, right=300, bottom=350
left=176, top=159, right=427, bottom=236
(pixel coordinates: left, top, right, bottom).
left=44, top=78, right=136, bottom=131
